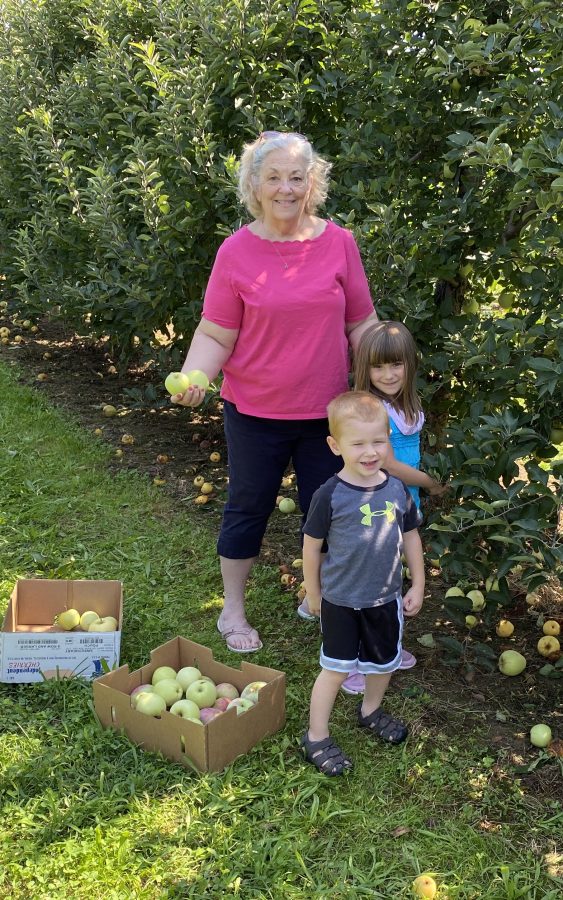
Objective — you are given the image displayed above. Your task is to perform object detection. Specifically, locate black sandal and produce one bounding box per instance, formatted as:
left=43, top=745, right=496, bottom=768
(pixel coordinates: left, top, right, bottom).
left=357, top=705, right=408, bottom=744
left=301, top=732, right=353, bottom=776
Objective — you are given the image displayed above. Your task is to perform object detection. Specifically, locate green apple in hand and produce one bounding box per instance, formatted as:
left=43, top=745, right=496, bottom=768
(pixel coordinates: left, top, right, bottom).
left=186, top=369, right=210, bottom=389
left=164, top=372, right=190, bottom=396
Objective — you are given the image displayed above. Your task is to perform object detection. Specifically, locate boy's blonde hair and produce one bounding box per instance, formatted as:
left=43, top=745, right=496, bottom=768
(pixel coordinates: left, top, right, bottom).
left=353, top=321, right=422, bottom=423
left=327, top=391, right=389, bottom=439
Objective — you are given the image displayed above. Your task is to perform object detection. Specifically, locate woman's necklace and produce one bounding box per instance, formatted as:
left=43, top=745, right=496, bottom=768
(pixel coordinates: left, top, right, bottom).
left=272, top=243, right=290, bottom=270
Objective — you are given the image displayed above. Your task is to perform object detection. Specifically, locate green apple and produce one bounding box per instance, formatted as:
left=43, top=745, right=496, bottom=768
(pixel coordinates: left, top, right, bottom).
left=485, top=575, right=500, bottom=593
left=467, top=589, right=485, bottom=611
left=226, top=697, right=254, bottom=715
left=412, top=874, right=437, bottom=898
left=465, top=615, right=478, bottom=629
left=240, top=681, right=267, bottom=703
left=102, top=404, right=117, bottom=417
left=135, top=692, right=167, bottom=716
left=550, top=427, right=563, bottom=444
left=278, top=498, right=296, bottom=514
left=80, top=610, right=101, bottom=630
left=170, top=698, right=201, bottom=719
left=164, top=371, right=190, bottom=396
left=498, top=291, right=514, bottom=310
left=529, top=724, right=552, bottom=748
left=56, top=609, right=80, bottom=631
left=153, top=678, right=184, bottom=706
left=88, top=616, right=118, bottom=632
left=498, top=649, right=527, bottom=676
left=462, top=297, right=479, bottom=314
left=186, top=369, right=210, bottom=390
left=130, top=684, right=154, bottom=707
left=175, top=666, right=202, bottom=692
left=185, top=678, right=217, bottom=708
left=445, top=586, right=465, bottom=598
left=152, top=665, right=178, bottom=685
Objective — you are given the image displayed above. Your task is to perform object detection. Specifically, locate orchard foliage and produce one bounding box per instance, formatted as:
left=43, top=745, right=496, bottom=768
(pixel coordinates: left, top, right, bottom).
left=0, top=0, right=561, bottom=596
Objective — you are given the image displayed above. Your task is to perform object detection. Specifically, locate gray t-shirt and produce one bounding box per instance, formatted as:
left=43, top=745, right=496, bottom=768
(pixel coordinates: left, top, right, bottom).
left=303, top=472, right=419, bottom=608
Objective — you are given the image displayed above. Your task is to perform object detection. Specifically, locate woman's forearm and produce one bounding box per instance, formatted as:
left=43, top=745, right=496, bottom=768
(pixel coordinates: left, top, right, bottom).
left=181, top=322, right=236, bottom=382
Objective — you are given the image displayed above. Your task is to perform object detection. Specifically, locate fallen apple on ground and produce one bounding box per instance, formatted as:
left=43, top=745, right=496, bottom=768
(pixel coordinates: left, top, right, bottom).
left=529, top=724, right=553, bottom=748
left=537, top=636, right=560, bottom=657
left=151, top=665, right=178, bottom=685
left=496, top=619, right=514, bottom=638
left=102, top=404, right=117, bottom=417
left=444, top=586, right=464, bottom=598
left=467, top=589, right=485, bottom=611
left=55, top=609, right=81, bottom=631
left=542, top=620, right=560, bottom=637
left=498, top=649, right=527, bottom=676
left=412, top=874, right=437, bottom=898
left=278, top=498, right=296, bottom=514
left=465, top=615, right=477, bottom=629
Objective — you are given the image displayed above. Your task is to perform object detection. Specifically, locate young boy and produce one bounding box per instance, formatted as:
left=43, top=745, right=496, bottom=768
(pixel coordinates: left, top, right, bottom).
left=301, top=391, right=425, bottom=776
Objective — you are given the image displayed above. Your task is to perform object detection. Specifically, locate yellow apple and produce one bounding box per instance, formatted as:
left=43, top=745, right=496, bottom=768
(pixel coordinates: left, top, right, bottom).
left=186, top=369, right=210, bottom=389
left=209, top=451, right=221, bottom=462
left=80, top=610, right=102, bottom=630
left=495, top=620, right=514, bottom=638
left=200, top=482, right=214, bottom=494
left=102, top=404, right=117, bottom=417
left=542, top=620, right=560, bottom=636
left=537, top=636, right=560, bottom=657
left=412, top=874, right=437, bottom=898
left=88, top=616, right=118, bottom=632
left=56, top=609, right=81, bottom=631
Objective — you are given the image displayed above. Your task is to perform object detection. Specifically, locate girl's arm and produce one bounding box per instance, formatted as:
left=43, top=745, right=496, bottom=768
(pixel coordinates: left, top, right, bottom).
left=385, top=441, right=448, bottom=496
left=172, top=319, right=239, bottom=408
left=303, top=535, right=324, bottom=616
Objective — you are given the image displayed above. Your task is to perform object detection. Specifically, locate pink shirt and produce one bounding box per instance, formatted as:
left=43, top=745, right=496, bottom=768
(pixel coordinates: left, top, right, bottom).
left=202, top=221, right=374, bottom=418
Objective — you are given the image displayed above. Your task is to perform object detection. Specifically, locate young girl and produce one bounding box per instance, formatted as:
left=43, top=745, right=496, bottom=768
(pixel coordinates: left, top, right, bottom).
left=340, top=320, right=448, bottom=694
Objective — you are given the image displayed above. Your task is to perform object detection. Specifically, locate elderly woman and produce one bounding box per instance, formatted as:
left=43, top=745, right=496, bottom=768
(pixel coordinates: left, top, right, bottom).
left=174, top=130, right=377, bottom=651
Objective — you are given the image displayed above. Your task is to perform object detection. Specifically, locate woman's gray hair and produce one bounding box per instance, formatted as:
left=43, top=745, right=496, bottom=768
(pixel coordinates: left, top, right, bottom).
left=237, top=133, right=332, bottom=218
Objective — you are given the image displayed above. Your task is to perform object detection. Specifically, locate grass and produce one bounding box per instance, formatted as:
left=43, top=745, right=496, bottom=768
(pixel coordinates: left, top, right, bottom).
left=0, top=360, right=561, bottom=900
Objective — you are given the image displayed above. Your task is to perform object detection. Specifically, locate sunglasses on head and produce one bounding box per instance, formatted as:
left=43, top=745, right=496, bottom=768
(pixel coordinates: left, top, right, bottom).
left=258, top=130, right=307, bottom=143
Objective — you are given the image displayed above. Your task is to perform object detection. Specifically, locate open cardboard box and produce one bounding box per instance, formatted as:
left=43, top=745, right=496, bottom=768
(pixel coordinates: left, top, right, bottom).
left=93, top=637, right=286, bottom=772
left=0, top=579, right=122, bottom=682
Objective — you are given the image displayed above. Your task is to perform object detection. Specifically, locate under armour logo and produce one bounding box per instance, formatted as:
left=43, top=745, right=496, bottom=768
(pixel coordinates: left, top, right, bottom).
left=359, top=500, right=396, bottom=526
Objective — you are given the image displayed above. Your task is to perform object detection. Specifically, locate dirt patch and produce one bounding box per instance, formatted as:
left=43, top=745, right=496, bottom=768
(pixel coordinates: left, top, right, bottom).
left=1, top=313, right=561, bottom=794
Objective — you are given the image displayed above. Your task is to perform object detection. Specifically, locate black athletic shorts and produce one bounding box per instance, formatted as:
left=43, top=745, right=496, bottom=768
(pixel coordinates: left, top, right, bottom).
left=319, top=596, right=403, bottom=675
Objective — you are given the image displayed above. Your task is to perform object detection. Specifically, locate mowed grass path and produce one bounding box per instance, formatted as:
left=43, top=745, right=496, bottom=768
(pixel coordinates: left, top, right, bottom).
left=0, top=361, right=560, bottom=900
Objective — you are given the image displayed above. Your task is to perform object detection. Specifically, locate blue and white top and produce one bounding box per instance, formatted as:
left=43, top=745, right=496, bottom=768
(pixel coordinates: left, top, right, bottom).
left=384, top=402, right=424, bottom=512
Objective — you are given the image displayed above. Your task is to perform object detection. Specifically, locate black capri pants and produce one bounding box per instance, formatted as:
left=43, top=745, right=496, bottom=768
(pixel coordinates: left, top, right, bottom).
left=217, top=401, right=341, bottom=559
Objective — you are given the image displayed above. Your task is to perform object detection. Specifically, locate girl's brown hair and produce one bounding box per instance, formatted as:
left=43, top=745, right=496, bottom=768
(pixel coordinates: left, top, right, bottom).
left=353, top=321, right=422, bottom=423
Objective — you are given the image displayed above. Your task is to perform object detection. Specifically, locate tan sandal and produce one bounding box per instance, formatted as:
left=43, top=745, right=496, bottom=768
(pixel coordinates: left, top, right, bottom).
left=217, top=620, right=263, bottom=653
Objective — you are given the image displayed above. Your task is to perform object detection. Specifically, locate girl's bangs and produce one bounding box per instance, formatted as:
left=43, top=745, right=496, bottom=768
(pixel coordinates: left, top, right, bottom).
left=368, top=332, right=406, bottom=366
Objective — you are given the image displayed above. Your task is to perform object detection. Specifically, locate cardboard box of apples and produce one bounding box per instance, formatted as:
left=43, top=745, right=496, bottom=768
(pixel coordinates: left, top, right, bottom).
left=0, top=578, right=122, bottom=683
left=93, top=636, right=286, bottom=772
